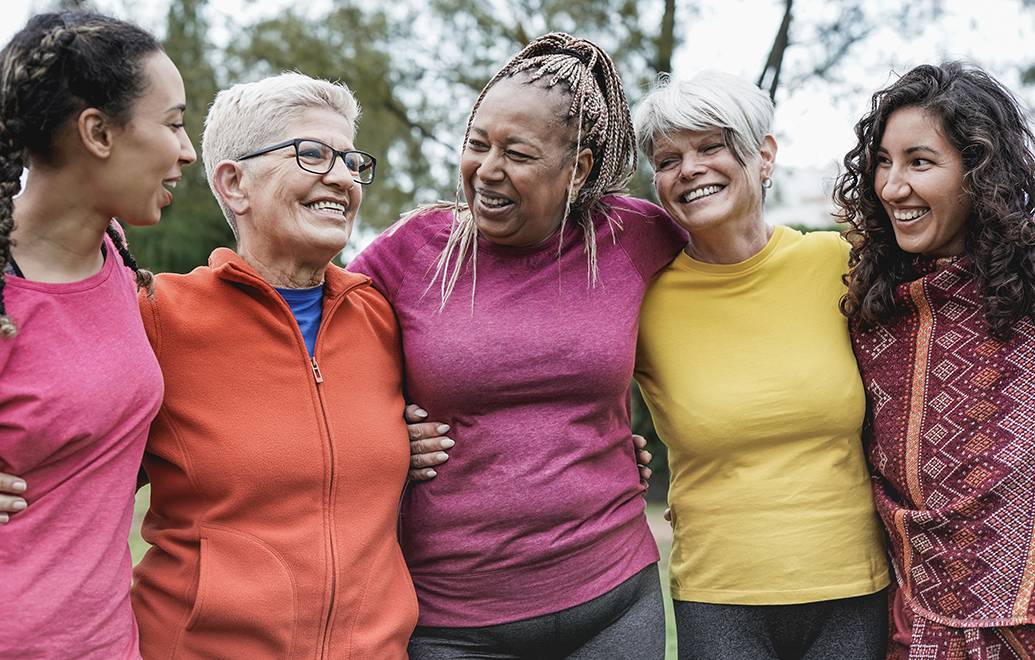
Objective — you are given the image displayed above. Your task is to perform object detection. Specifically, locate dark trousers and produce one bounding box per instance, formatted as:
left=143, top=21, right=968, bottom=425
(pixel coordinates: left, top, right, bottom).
left=408, top=563, right=666, bottom=660
left=674, top=588, right=889, bottom=660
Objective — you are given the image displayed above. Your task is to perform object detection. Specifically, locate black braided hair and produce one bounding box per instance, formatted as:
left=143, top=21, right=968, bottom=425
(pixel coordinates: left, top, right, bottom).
left=0, top=11, right=162, bottom=337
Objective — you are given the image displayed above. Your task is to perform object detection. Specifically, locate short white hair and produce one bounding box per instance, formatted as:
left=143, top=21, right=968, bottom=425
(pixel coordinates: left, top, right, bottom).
left=202, top=72, right=361, bottom=236
left=633, top=70, right=774, bottom=166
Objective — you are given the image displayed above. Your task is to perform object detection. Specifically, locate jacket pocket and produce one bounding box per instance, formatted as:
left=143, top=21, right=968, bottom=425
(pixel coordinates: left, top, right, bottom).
left=184, top=524, right=297, bottom=657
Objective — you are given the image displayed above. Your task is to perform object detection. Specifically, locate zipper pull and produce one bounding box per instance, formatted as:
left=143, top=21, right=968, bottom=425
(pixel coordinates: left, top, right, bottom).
left=311, top=356, right=324, bottom=383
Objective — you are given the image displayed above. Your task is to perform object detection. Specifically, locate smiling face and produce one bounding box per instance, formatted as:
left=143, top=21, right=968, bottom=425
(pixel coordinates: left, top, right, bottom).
left=875, top=106, right=972, bottom=258
left=650, top=128, right=774, bottom=237
left=235, top=107, right=362, bottom=268
left=460, top=79, right=591, bottom=247
left=107, top=51, right=196, bottom=226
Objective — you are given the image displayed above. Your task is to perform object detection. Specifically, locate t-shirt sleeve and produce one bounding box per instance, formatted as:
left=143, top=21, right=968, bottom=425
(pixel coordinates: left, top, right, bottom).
left=609, top=196, right=688, bottom=284
left=347, top=219, right=410, bottom=303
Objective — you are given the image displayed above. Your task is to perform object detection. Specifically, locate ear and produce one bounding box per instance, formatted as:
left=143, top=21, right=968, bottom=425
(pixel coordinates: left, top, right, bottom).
left=759, top=134, right=778, bottom=180
left=78, top=108, right=114, bottom=159
left=212, top=160, right=250, bottom=217
left=571, top=147, right=594, bottom=194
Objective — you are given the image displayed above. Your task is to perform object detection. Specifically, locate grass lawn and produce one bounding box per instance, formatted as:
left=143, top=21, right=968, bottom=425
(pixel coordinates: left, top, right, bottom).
left=128, top=491, right=677, bottom=658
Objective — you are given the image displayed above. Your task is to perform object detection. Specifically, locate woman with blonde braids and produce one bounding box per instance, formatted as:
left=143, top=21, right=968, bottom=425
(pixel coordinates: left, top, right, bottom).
left=349, top=33, right=686, bottom=659
left=0, top=11, right=194, bottom=658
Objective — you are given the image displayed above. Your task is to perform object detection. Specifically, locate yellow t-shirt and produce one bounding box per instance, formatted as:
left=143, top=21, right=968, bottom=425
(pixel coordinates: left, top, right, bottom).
left=635, top=226, right=889, bottom=605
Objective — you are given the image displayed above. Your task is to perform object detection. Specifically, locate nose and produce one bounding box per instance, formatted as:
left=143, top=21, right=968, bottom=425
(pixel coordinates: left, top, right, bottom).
left=879, top=164, right=910, bottom=202
left=678, top=153, right=706, bottom=180
left=180, top=131, right=197, bottom=165
left=324, top=154, right=358, bottom=190
left=476, top=148, right=506, bottom=181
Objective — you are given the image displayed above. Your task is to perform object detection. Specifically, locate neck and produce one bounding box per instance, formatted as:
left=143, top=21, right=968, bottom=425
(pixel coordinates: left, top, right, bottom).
left=10, top=168, right=113, bottom=283
left=236, top=244, right=330, bottom=289
left=684, top=216, right=773, bottom=265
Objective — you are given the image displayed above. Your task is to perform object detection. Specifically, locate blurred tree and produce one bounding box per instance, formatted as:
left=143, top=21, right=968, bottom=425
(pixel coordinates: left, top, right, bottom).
left=227, top=6, right=447, bottom=233
left=123, top=0, right=234, bottom=273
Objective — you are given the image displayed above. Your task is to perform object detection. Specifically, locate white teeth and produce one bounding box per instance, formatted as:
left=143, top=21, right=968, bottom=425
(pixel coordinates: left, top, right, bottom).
left=894, top=208, right=929, bottom=221
left=681, top=185, right=722, bottom=203
left=163, top=181, right=178, bottom=190
left=479, top=194, right=512, bottom=209
left=307, top=200, right=347, bottom=215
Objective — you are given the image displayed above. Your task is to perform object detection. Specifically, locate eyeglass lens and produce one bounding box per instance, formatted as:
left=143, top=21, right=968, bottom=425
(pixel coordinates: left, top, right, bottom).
left=296, top=140, right=374, bottom=183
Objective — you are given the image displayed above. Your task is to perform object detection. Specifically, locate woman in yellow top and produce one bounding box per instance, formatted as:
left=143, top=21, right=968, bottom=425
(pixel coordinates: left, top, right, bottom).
left=631, top=70, right=890, bottom=659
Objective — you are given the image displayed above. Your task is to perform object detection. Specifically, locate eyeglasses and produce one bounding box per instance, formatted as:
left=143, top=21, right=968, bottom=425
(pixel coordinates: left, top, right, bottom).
left=236, top=138, right=377, bottom=184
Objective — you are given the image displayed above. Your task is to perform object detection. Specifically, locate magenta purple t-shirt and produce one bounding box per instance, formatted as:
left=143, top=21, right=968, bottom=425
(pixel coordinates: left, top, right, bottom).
left=0, top=232, right=162, bottom=658
left=349, top=196, right=686, bottom=626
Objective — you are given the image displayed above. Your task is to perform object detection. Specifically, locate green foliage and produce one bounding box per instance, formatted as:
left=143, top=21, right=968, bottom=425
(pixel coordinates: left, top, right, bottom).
left=124, top=0, right=233, bottom=274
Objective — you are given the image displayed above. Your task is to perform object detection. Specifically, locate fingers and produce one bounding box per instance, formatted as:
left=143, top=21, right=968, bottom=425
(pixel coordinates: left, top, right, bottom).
left=0, top=475, right=28, bottom=525
left=407, top=421, right=451, bottom=442
left=636, top=449, right=652, bottom=466
left=410, top=439, right=452, bottom=469
left=404, top=403, right=428, bottom=424
left=409, top=467, right=439, bottom=481
left=632, top=433, right=647, bottom=450
left=638, top=464, right=652, bottom=488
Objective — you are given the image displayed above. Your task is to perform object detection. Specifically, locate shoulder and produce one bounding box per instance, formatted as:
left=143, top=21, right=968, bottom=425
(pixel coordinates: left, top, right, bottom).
left=774, top=227, right=850, bottom=276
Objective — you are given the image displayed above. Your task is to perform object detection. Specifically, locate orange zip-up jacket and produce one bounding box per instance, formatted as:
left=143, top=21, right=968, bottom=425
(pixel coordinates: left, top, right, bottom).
left=131, top=248, right=417, bottom=659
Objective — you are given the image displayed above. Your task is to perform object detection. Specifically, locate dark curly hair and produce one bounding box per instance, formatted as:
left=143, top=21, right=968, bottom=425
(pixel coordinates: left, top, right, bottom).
left=833, top=61, right=1035, bottom=340
left=0, top=11, right=162, bottom=338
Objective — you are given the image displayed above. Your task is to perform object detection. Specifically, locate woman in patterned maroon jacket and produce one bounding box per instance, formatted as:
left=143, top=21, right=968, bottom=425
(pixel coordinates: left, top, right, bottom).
left=834, top=61, right=1035, bottom=659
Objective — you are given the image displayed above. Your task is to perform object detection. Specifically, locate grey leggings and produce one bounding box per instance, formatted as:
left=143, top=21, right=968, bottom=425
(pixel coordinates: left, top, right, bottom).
left=673, top=588, right=889, bottom=660
left=407, top=563, right=666, bottom=660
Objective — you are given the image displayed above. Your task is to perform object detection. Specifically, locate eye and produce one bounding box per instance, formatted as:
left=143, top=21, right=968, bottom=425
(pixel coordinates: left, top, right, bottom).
left=655, top=157, right=679, bottom=171
left=170, top=122, right=185, bottom=131
left=912, top=157, right=933, bottom=167
left=876, top=155, right=891, bottom=166
left=506, top=149, right=532, bottom=161
left=467, top=139, right=489, bottom=151
left=702, top=143, right=723, bottom=155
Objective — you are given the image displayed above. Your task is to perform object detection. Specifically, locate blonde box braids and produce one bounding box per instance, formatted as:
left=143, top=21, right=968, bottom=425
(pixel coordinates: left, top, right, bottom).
left=429, top=32, right=636, bottom=309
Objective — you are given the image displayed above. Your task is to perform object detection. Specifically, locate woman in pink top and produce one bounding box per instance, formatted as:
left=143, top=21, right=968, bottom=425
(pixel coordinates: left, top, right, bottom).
left=0, top=11, right=195, bottom=659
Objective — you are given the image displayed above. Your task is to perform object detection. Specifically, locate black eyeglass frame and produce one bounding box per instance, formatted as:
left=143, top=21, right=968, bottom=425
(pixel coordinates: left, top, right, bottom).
left=236, top=138, right=377, bottom=184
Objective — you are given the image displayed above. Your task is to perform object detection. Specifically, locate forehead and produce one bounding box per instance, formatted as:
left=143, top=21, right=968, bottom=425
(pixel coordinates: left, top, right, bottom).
left=653, top=128, right=724, bottom=153
left=280, top=106, right=355, bottom=148
left=133, top=51, right=185, bottom=113
left=472, top=80, right=571, bottom=140
left=881, top=107, right=952, bottom=148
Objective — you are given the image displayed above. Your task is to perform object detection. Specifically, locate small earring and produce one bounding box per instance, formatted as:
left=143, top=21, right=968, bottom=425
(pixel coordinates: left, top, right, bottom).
left=762, top=177, right=773, bottom=189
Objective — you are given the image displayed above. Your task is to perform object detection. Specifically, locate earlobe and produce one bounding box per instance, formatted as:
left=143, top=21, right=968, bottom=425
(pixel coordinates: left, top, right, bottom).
left=212, top=161, right=249, bottom=216
left=79, top=108, right=113, bottom=159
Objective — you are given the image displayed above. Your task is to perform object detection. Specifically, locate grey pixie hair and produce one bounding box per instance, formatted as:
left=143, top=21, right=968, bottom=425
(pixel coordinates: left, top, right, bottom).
left=202, top=71, right=360, bottom=237
left=633, top=70, right=774, bottom=166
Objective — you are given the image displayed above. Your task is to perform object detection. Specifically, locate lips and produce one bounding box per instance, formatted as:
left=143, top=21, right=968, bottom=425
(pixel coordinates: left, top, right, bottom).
left=678, top=184, right=723, bottom=203
left=305, top=200, right=349, bottom=216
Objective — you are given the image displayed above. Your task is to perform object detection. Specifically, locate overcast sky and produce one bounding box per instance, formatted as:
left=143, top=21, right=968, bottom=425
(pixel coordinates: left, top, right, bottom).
left=4, top=0, right=1035, bottom=171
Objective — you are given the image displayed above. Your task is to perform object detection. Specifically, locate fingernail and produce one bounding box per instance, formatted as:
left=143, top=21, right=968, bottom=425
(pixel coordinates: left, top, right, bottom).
left=435, top=452, right=449, bottom=462
left=441, top=439, right=455, bottom=449
left=0, top=513, right=8, bottom=525
left=415, top=408, right=428, bottom=417
left=12, top=481, right=25, bottom=492
left=436, top=424, right=449, bottom=434
left=426, top=469, right=437, bottom=478
left=12, top=500, right=26, bottom=511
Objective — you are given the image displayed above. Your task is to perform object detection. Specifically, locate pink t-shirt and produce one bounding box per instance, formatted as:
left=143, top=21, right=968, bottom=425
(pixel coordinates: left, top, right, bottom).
left=0, top=233, right=162, bottom=659
left=349, top=196, right=686, bottom=626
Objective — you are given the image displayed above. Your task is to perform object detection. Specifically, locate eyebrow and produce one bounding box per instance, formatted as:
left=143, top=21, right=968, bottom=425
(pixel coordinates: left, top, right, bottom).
left=167, top=103, right=187, bottom=113
left=469, top=126, right=536, bottom=148
left=877, top=144, right=941, bottom=155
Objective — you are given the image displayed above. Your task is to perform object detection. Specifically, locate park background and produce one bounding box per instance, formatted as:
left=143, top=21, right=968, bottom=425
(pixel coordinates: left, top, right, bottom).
left=7, top=0, right=1035, bottom=656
